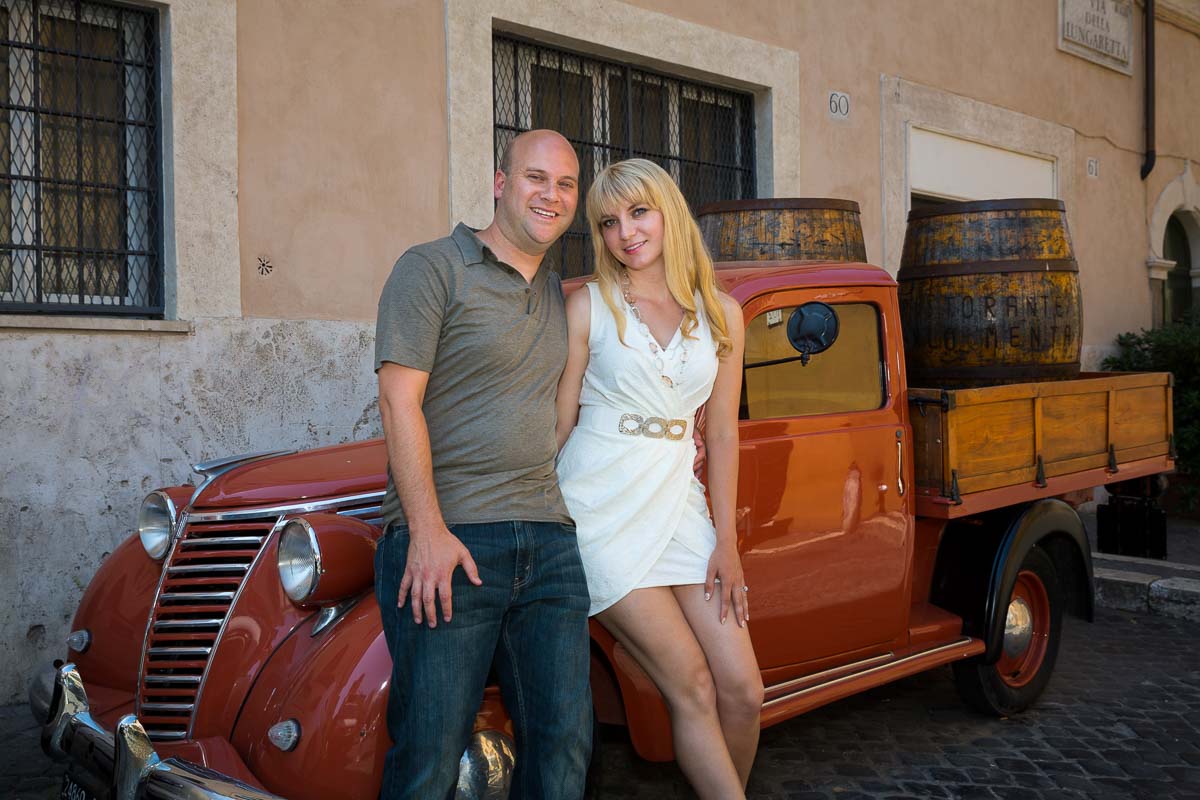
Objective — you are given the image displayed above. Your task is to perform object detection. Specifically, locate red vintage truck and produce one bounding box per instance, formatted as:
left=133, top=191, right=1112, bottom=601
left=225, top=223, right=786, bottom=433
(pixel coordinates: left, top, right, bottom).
left=30, top=259, right=1174, bottom=800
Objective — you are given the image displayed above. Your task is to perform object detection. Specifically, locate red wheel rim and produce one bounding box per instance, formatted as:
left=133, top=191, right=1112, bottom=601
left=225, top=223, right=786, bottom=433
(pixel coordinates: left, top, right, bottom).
left=995, top=569, right=1050, bottom=689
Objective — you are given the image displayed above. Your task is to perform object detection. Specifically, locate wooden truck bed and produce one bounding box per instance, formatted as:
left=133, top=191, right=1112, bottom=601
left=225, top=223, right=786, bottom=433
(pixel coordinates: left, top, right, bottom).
left=909, top=372, right=1176, bottom=519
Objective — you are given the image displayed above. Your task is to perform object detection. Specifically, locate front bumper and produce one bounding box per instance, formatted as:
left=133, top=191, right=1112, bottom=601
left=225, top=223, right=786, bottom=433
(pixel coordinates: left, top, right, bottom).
left=31, top=661, right=518, bottom=800
left=30, top=661, right=283, bottom=800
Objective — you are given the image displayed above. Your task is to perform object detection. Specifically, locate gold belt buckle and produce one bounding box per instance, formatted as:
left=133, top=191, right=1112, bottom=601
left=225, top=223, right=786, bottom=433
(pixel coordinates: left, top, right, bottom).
left=617, top=413, right=688, bottom=441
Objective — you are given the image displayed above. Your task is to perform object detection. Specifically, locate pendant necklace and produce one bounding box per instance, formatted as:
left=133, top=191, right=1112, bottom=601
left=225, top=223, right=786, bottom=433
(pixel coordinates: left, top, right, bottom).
left=620, top=272, right=691, bottom=389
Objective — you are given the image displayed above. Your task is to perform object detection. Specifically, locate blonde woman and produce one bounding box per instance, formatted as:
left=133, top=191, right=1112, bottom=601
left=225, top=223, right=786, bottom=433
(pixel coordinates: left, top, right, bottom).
left=555, top=159, right=762, bottom=798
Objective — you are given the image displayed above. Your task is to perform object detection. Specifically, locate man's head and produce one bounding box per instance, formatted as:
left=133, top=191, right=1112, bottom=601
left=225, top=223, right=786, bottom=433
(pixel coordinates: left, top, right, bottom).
left=491, top=130, right=580, bottom=259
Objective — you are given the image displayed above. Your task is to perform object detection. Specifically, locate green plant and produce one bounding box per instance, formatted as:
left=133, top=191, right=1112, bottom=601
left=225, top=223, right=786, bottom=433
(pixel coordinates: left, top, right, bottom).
left=1103, top=313, right=1200, bottom=479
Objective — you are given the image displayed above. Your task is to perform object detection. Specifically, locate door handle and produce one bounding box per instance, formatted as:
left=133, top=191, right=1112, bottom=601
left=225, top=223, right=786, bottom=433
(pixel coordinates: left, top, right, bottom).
left=896, top=430, right=906, bottom=497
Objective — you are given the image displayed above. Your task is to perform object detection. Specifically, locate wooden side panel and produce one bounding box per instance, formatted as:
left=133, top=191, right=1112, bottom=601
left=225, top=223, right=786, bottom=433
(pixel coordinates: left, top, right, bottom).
left=1042, top=392, right=1108, bottom=461
left=1113, top=386, right=1170, bottom=450
left=909, top=395, right=945, bottom=495
left=951, top=399, right=1035, bottom=492
left=909, top=372, right=1173, bottom=506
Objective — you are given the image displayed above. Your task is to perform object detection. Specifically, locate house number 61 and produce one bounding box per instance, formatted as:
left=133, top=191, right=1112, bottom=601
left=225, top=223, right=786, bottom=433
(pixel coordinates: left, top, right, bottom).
left=828, top=91, right=850, bottom=120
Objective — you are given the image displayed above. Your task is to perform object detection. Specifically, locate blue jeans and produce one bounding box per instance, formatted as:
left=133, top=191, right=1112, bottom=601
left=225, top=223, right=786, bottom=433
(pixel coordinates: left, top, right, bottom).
left=375, top=520, right=592, bottom=800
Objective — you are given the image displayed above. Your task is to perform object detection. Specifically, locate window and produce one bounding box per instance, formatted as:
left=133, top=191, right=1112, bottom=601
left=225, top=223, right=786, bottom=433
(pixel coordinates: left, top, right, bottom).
left=0, top=0, right=160, bottom=316
left=741, top=303, right=886, bottom=420
left=493, top=34, right=755, bottom=278
left=1163, top=215, right=1193, bottom=324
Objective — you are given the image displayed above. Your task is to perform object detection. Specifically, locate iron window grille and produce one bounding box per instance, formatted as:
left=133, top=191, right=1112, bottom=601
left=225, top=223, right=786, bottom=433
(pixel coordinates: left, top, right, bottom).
left=0, top=0, right=161, bottom=317
left=494, top=34, right=756, bottom=278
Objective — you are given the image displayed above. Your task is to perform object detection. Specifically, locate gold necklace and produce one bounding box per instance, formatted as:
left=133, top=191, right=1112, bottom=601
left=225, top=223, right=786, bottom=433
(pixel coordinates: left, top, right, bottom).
left=619, top=272, right=691, bottom=389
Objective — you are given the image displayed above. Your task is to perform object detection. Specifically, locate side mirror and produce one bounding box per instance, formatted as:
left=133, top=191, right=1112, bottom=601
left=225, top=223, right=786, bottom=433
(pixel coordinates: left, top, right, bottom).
left=787, top=302, right=840, bottom=365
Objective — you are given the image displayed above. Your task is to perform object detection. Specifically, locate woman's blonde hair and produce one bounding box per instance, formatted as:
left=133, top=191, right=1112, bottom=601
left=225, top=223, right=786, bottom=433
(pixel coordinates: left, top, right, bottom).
left=585, top=159, right=732, bottom=357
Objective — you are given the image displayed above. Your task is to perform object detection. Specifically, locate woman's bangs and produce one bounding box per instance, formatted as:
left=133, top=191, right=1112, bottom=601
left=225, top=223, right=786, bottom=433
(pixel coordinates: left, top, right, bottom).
left=590, top=171, right=654, bottom=222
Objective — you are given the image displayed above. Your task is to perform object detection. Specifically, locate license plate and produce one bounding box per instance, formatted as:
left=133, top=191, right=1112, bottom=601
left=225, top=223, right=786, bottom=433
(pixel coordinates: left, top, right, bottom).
left=60, top=775, right=100, bottom=800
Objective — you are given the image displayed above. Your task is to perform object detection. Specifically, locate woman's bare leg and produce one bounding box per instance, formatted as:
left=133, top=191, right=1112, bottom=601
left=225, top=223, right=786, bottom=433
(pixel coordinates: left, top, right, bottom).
left=672, top=584, right=763, bottom=787
left=596, top=587, right=746, bottom=800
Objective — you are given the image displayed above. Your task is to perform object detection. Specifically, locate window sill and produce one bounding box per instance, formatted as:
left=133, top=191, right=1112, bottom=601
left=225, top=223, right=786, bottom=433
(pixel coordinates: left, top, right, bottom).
left=0, top=315, right=193, bottom=335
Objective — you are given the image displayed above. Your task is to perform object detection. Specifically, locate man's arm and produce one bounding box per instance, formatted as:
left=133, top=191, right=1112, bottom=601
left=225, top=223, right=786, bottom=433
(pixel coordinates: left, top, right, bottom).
left=378, top=364, right=481, bottom=629
left=554, top=287, right=590, bottom=451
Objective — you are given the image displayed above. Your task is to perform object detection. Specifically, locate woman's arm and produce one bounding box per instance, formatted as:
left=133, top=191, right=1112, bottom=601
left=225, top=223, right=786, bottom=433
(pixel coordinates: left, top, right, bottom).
left=555, top=286, right=592, bottom=451
left=703, top=292, right=747, bottom=625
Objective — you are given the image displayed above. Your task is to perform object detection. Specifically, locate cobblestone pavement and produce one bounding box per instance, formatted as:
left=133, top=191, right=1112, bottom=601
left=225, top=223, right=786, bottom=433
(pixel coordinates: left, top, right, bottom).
left=4, top=610, right=1199, bottom=800
left=594, top=609, right=1200, bottom=799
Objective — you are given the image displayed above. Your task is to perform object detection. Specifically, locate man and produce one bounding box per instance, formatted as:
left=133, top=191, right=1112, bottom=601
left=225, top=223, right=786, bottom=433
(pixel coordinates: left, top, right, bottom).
left=374, top=129, right=591, bottom=799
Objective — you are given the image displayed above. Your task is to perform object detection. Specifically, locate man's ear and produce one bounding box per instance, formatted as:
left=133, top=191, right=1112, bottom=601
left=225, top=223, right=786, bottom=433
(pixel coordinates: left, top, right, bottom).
left=493, top=170, right=506, bottom=200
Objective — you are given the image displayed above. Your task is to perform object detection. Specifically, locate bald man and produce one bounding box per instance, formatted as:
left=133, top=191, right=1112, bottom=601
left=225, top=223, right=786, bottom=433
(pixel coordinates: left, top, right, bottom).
left=374, top=130, right=591, bottom=799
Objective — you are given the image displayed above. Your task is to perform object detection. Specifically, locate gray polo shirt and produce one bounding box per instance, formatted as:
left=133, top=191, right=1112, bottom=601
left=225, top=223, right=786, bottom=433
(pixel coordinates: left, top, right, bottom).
left=375, top=223, right=571, bottom=528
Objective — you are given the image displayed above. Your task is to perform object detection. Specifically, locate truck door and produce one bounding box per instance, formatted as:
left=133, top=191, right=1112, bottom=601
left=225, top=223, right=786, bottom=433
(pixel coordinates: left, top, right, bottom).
left=736, top=286, right=912, bottom=679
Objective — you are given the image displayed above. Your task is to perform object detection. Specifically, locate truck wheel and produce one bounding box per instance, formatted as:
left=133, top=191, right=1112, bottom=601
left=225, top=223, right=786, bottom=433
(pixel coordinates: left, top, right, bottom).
left=952, top=545, right=1063, bottom=716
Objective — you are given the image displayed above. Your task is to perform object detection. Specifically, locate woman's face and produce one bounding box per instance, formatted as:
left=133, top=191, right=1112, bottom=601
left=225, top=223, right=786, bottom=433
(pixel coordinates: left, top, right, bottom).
left=598, top=202, right=665, bottom=273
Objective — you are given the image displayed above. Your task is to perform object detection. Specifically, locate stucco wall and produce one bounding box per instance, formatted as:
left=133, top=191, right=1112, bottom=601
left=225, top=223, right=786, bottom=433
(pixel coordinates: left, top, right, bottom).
left=0, top=319, right=381, bottom=703
left=237, top=0, right=450, bottom=322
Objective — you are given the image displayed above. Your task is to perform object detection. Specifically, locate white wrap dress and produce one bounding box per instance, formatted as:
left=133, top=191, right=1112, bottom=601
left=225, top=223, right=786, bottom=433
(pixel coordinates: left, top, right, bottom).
left=557, top=281, right=720, bottom=616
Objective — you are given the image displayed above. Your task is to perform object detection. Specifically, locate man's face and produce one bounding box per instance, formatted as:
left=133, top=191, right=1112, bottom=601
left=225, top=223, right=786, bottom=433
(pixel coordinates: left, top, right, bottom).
left=493, top=135, right=580, bottom=257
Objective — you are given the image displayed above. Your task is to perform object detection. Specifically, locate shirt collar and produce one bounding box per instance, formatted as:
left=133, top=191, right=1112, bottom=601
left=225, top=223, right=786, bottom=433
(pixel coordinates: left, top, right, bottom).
left=451, top=222, right=488, bottom=266
left=451, top=222, right=556, bottom=290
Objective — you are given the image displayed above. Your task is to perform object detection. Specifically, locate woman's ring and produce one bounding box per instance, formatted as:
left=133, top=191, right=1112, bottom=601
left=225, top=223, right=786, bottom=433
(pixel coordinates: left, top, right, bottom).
left=713, top=578, right=721, bottom=583
left=742, top=585, right=749, bottom=592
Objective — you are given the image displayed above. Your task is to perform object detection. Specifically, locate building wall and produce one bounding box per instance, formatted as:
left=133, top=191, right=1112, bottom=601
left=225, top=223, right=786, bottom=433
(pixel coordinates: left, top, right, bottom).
left=237, top=0, right=450, bottom=322
left=0, top=0, right=1197, bottom=704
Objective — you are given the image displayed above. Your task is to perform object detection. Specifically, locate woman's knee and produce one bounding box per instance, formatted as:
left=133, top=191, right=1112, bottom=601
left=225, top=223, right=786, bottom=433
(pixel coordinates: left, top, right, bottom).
left=717, top=671, right=764, bottom=718
left=661, top=661, right=719, bottom=715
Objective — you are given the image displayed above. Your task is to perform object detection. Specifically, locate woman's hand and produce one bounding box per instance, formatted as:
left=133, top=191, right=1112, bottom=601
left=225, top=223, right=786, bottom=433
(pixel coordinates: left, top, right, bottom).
left=704, top=540, right=748, bottom=627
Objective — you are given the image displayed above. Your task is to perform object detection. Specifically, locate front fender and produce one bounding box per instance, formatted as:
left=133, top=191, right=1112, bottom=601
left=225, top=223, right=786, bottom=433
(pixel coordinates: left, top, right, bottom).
left=230, top=594, right=512, bottom=800
left=67, top=533, right=162, bottom=695
left=231, top=595, right=391, bottom=799
left=931, top=499, right=1094, bottom=663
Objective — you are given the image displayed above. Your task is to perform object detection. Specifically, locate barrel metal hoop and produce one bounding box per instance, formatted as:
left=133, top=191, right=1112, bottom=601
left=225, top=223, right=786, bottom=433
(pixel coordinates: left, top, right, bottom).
left=698, top=198, right=861, bottom=215
left=897, top=259, right=1079, bottom=281
left=905, top=198, right=1066, bottom=220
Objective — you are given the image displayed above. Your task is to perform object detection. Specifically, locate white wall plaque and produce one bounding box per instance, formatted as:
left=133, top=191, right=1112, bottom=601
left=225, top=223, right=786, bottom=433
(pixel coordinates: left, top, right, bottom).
left=1059, top=0, right=1134, bottom=75
left=827, top=91, right=851, bottom=121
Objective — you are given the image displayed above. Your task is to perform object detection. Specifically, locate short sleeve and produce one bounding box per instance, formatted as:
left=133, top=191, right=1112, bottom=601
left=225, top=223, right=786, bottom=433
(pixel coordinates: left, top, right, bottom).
left=374, top=250, right=448, bottom=373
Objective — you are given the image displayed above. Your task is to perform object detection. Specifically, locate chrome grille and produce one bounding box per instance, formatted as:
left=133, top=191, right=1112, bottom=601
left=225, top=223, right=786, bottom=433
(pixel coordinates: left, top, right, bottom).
left=137, top=515, right=277, bottom=741
left=135, top=491, right=383, bottom=742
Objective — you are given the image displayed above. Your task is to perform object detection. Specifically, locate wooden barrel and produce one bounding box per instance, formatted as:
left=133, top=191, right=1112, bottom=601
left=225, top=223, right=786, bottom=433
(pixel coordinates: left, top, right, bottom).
left=697, top=198, right=867, bottom=263
left=898, top=199, right=1082, bottom=387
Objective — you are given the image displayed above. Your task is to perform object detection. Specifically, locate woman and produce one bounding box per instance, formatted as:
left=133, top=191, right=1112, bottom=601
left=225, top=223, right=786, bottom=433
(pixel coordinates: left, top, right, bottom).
left=555, top=159, right=763, bottom=798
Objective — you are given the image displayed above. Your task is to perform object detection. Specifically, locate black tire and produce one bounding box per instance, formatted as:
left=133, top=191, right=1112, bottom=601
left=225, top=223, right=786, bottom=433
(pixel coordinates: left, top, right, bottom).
left=953, top=545, right=1064, bottom=716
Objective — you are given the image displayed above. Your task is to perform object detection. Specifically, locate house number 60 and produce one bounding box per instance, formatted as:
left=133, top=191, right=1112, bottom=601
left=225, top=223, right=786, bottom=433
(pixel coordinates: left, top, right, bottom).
left=828, top=91, right=850, bottom=120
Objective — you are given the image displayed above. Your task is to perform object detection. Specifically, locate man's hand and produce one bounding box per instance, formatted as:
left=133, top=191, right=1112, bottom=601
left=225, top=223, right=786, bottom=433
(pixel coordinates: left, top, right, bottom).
left=397, top=525, right=482, bottom=627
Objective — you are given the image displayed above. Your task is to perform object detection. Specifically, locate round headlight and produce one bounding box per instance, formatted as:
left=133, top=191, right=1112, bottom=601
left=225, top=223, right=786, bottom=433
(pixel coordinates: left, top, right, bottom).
left=278, top=519, right=322, bottom=603
left=138, top=492, right=177, bottom=561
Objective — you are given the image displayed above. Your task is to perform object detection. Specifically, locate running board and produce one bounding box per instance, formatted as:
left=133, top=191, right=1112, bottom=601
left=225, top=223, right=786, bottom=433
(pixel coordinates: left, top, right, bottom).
left=760, top=637, right=985, bottom=728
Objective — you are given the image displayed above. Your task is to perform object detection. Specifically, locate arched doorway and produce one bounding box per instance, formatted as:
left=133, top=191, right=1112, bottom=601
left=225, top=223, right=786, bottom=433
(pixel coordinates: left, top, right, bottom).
left=1164, top=214, right=1194, bottom=323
